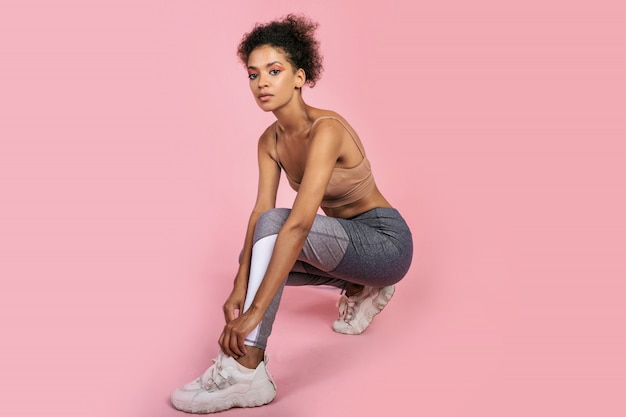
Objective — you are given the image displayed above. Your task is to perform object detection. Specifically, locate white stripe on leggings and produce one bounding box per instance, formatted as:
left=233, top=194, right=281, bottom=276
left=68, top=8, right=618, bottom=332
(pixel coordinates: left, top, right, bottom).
left=243, top=234, right=277, bottom=346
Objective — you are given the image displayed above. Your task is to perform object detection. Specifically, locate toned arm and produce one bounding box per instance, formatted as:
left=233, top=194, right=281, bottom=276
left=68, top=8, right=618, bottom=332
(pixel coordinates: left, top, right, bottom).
left=231, top=131, right=282, bottom=292
left=221, top=129, right=281, bottom=330
left=247, top=120, right=343, bottom=313
left=220, top=120, right=343, bottom=357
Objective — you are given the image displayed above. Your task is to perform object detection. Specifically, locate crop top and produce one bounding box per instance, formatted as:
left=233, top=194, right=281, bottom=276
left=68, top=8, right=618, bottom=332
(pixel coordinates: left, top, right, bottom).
left=274, top=116, right=376, bottom=209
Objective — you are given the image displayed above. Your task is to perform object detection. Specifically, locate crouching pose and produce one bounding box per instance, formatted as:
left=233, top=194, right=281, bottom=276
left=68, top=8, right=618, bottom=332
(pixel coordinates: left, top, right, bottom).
left=171, top=14, right=413, bottom=414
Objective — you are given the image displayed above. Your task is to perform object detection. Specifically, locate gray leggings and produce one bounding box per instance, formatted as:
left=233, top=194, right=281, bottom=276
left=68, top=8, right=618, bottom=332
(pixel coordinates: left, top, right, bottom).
left=246, top=207, right=413, bottom=350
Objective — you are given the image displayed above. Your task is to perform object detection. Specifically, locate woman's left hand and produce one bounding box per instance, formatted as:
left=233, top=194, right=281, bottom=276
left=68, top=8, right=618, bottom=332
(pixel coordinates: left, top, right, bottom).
left=218, top=306, right=264, bottom=358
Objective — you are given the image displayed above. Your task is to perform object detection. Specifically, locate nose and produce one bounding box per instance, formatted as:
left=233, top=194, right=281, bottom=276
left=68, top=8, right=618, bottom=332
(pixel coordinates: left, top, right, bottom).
left=257, top=72, right=270, bottom=88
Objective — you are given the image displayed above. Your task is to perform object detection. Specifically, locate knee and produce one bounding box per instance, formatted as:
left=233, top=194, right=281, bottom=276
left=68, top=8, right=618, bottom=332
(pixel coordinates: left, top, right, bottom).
left=254, top=208, right=290, bottom=243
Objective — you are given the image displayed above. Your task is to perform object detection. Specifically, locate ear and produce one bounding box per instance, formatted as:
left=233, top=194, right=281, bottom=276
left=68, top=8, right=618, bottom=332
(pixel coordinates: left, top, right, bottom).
left=295, top=68, right=306, bottom=89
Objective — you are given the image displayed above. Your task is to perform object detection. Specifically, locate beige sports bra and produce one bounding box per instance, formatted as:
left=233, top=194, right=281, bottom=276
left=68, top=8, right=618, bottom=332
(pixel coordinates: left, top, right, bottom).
left=274, top=117, right=376, bottom=209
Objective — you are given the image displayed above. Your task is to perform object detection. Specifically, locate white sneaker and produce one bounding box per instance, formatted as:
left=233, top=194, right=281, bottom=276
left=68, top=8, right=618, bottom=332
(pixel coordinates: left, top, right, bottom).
left=171, top=351, right=276, bottom=414
left=332, top=285, right=395, bottom=335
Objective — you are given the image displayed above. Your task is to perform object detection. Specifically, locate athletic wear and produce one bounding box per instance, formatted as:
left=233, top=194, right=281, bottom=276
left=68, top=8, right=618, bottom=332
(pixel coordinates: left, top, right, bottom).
left=243, top=207, right=412, bottom=350
left=274, top=117, right=376, bottom=208
left=173, top=112, right=413, bottom=413
left=170, top=351, right=276, bottom=414
left=332, top=285, right=396, bottom=335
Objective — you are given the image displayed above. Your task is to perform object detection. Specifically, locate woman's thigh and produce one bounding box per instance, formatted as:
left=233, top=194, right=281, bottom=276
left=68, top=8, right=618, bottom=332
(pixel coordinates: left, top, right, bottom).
left=255, top=208, right=413, bottom=287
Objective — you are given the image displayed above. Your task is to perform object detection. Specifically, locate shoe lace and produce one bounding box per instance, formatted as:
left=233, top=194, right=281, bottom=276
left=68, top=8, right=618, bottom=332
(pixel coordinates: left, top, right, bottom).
left=337, top=295, right=356, bottom=323
left=202, top=354, right=235, bottom=391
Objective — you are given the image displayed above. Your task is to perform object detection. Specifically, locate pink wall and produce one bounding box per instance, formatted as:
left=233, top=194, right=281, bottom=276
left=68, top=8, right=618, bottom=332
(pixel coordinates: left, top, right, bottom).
left=1, top=1, right=625, bottom=416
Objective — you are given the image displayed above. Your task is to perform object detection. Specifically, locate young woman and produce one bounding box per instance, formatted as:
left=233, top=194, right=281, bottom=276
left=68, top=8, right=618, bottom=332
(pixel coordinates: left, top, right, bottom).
left=171, top=14, right=413, bottom=414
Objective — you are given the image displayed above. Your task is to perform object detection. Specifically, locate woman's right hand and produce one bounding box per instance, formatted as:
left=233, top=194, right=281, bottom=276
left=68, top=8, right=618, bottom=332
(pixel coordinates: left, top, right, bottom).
left=222, top=285, right=247, bottom=324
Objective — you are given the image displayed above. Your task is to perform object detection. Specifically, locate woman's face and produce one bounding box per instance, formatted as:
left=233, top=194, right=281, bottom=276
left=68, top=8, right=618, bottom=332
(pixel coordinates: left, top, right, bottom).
left=246, top=45, right=305, bottom=112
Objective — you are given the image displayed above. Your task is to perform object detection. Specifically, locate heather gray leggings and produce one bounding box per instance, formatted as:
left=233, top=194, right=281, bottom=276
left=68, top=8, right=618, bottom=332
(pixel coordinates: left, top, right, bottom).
left=244, top=207, right=413, bottom=350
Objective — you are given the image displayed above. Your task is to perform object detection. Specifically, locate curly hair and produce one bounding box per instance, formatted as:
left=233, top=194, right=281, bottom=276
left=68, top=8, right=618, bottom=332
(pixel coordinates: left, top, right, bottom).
left=237, top=14, right=324, bottom=88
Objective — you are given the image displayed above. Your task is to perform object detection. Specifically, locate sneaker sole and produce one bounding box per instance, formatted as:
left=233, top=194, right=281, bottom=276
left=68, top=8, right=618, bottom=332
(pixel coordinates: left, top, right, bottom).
left=171, top=379, right=276, bottom=413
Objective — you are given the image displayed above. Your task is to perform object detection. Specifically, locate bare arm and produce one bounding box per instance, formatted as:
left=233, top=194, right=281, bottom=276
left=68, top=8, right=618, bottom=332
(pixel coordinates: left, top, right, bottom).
left=222, top=130, right=281, bottom=323
left=220, top=120, right=344, bottom=357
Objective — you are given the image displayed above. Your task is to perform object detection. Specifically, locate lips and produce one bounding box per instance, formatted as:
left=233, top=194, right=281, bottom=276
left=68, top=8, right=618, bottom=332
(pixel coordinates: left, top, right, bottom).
left=258, top=93, right=273, bottom=102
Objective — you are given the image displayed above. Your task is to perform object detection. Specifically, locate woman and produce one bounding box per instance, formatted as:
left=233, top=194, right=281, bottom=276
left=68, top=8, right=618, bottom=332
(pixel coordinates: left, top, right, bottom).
left=171, top=14, right=413, bottom=414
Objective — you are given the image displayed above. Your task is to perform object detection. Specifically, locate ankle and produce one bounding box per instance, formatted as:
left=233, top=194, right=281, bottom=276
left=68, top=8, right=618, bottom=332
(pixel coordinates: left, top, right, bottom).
left=235, top=346, right=264, bottom=369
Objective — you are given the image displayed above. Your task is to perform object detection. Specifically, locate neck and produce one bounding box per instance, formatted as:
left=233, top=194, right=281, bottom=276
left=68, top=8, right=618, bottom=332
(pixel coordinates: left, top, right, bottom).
left=273, top=93, right=312, bottom=136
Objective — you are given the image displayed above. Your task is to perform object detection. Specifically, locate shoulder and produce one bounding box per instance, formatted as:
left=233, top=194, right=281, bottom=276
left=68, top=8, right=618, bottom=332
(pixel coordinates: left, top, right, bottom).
left=307, top=115, right=345, bottom=156
left=308, top=108, right=347, bottom=130
left=309, top=110, right=358, bottom=143
left=257, top=122, right=277, bottom=147
left=258, top=122, right=277, bottom=141
left=257, top=122, right=280, bottom=161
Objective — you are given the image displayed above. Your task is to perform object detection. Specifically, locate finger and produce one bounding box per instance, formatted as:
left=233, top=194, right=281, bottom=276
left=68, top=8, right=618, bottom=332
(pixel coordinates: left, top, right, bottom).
left=237, top=333, right=248, bottom=357
left=221, top=330, right=236, bottom=358
left=219, top=326, right=232, bottom=356
left=230, top=331, right=246, bottom=357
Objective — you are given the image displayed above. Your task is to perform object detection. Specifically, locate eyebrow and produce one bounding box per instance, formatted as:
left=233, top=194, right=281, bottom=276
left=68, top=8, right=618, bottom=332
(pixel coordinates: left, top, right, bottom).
left=247, top=61, right=284, bottom=70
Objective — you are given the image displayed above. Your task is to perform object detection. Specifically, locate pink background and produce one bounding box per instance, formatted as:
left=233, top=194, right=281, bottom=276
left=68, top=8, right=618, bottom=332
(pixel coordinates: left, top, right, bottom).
left=1, top=1, right=625, bottom=416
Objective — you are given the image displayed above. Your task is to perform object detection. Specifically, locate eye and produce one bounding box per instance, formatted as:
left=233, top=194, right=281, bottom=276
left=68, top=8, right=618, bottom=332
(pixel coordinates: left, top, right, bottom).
left=248, top=73, right=258, bottom=80
left=269, top=68, right=281, bottom=76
